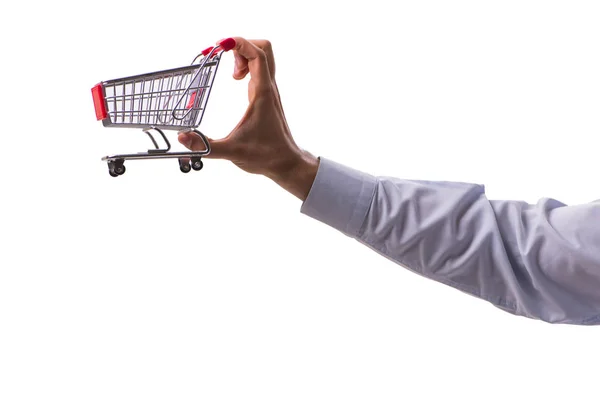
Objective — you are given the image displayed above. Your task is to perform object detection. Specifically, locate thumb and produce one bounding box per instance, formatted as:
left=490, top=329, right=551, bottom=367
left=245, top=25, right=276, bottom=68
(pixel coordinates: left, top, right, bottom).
left=178, top=131, right=233, bottom=159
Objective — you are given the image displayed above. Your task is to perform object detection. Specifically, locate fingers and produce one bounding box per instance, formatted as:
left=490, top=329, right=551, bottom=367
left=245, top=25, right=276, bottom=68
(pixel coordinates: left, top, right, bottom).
left=178, top=131, right=233, bottom=160
left=222, top=37, right=271, bottom=85
left=226, top=39, right=276, bottom=81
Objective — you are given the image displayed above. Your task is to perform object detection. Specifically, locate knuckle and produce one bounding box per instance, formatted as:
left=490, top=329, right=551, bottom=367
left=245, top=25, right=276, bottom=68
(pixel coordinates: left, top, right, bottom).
left=257, top=48, right=268, bottom=63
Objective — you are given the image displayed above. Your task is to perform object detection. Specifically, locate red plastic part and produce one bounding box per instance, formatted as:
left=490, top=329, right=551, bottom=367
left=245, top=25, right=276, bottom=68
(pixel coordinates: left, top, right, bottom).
left=201, top=46, right=214, bottom=57
left=218, top=37, right=236, bottom=51
left=91, top=84, right=107, bottom=121
left=186, top=91, right=198, bottom=109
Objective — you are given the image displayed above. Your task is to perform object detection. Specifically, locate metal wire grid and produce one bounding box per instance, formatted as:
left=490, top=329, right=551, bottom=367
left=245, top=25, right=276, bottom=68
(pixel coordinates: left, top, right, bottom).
left=102, top=60, right=218, bottom=130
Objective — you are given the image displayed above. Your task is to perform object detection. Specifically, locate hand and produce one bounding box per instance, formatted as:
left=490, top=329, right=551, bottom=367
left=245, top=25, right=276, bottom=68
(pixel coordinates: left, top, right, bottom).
left=178, top=37, right=319, bottom=200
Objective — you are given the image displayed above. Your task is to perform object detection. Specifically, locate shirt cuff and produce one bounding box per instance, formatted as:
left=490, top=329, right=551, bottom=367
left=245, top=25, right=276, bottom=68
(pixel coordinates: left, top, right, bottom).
left=300, top=157, right=377, bottom=238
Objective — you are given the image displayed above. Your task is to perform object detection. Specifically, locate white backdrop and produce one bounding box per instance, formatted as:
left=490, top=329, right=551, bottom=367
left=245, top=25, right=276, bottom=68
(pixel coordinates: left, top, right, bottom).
left=1, top=1, right=599, bottom=399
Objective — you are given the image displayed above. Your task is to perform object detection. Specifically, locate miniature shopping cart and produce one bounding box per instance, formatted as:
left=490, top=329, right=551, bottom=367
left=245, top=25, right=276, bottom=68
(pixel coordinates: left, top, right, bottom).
left=92, top=38, right=236, bottom=177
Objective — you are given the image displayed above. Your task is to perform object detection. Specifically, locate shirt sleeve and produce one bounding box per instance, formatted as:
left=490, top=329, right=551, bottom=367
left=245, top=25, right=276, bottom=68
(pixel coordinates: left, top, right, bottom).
left=300, top=157, right=600, bottom=325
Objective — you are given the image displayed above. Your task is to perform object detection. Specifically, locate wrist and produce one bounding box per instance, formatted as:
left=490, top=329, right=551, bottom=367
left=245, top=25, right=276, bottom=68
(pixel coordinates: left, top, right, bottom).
left=267, top=150, right=319, bottom=201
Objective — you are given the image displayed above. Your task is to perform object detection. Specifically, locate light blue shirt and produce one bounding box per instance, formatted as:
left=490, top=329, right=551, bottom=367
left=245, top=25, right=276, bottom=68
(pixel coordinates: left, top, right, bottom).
left=301, top=158, right=600, bottom=325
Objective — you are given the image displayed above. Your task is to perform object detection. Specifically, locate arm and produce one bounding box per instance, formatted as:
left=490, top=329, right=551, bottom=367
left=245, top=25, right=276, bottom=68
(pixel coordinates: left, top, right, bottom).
left=298, top=157, right=600, bottom=325
left=179, top=37, right=600, bottom=325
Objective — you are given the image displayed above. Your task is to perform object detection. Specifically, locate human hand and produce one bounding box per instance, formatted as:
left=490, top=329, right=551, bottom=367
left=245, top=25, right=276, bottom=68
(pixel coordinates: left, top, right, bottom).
left=178, top=37, right=319, bottom=200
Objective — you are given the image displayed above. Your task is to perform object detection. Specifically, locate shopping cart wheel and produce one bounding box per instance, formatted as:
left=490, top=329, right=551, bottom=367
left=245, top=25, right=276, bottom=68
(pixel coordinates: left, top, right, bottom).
left=107, top=161, right=119, bottom=177
left=191, top=157, right=203, bottom=171
left=107, top=159, right=126, bottom=177
left=114, top=165, right=126, bottom=175
left=113, top=159, right=126, bottom=175
left=179, top=158, right=191, bottom=173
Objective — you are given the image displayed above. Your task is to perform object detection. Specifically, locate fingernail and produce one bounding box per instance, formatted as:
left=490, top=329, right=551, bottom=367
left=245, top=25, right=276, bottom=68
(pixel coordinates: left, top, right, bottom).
left=219, top=38, right=236, bottom=51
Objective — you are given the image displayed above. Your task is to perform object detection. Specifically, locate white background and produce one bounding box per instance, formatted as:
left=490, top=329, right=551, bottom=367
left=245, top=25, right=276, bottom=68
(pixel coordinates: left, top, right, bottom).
left=1, top=1, right=599, bottom=399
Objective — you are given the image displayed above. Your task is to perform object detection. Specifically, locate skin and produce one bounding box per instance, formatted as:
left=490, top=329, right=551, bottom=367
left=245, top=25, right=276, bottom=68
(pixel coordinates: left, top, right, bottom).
left=178, top=37, right=320, bottom=201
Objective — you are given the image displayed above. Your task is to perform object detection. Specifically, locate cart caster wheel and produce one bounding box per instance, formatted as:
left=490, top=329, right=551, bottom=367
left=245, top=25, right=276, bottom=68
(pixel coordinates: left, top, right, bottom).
left=114, top=164, right=126, bottom=175
left=179, top=158, right=191, bottom=173
left=107, top=162, right=119, bottom=177
left=191, top=158, right=203, bottom=171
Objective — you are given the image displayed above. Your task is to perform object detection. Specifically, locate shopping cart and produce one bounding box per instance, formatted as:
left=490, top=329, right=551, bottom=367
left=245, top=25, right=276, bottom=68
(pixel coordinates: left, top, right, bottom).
left=92, top=38, right=236, bottom=177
